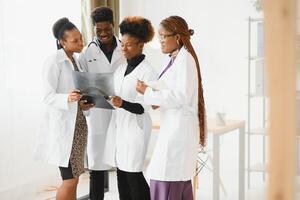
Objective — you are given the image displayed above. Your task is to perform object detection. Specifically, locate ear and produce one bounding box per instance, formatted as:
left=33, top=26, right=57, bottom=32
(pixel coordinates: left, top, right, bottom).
left=138, top=42, right=144, bottom=50
left=59, top=39, right=65, bottom=47
left=176, top=34, right=181, bottom=41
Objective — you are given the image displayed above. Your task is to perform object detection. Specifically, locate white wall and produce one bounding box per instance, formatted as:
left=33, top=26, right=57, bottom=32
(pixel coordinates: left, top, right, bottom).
left=120, top=0, right=260, bottom=120
left=0, top=0, right=81, bottom=199
left=119, top=1, right=268, bottom=198
left=0, top=0, right=282, bottom=199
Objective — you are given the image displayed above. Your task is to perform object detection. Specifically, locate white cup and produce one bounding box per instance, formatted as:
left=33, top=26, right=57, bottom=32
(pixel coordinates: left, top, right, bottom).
left=216, top=112, right=226, bottom=126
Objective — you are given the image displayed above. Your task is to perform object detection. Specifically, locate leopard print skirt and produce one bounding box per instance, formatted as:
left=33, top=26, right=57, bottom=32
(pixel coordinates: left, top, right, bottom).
left=69, top=106, right=88, bottom=177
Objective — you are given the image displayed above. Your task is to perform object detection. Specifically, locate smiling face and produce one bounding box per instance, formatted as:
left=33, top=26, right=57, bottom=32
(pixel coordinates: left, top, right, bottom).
left=158, top=24, right=180, bottom=54
left=94, top=21, right=114, bottom=45
left=60, top=28, right=84, bottom=53
left=121, top=34, right=144, bottom=60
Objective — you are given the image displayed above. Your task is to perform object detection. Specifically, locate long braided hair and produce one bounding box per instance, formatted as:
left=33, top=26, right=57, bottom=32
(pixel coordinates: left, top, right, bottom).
left=160, top=16, right=206, bottom=147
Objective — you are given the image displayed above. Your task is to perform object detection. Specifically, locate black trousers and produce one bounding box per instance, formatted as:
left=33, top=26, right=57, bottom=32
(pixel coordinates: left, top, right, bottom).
left=89, top=170, right=108, bottom=200
left=117, top=168, right=150, bottom=200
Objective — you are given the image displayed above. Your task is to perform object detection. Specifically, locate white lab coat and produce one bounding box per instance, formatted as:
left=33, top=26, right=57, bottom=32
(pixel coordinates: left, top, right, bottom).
left=144, top=48, right=200, bottom=181
left=103, top=58, right=157, bottom=172
left=34, top=49, right=84, bottom=167
left=78, top=37, right=125, bottom=170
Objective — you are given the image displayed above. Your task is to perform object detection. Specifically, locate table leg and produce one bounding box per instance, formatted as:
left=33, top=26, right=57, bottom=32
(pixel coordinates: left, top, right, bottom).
left=213, top=134, right=220, bottom=200
left=239, top=126, right=245, bottom=200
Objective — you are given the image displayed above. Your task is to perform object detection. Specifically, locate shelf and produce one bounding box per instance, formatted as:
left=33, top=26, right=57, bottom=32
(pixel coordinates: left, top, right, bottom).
left=248, top=18, right=263, bottom=22
left=248, top=162, right=269, bottom=172
left=246, top=92, right=300, bottom=100
left=248, top=127, right=268, bottom=136
left=246, top=56, right=264, bottom=61
left=248, top=93, right=268, bottom=98
left=247, top=128, right=300, bottom=138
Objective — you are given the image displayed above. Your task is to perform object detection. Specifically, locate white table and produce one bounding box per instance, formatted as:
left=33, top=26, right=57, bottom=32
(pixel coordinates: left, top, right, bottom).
left=152, top=118, right=245, bottom=200
left=207, top=119, right=245, bottom=200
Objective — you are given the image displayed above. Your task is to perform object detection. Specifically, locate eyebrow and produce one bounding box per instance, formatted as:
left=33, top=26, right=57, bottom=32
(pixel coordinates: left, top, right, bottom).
left=95, top=26, right=112, bottom=29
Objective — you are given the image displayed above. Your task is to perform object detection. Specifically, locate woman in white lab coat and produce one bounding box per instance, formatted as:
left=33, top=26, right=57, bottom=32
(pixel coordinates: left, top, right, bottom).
left=78, top=7, right=125, bottom=200
left=35, top=18, right=94, bottom=200
left=103, top=16, right=156, bottom=200
left=136, top=16, right=206, bottom=200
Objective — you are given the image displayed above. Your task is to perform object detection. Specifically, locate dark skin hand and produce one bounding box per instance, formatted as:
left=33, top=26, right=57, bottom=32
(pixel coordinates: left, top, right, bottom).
left=152, top=105, right=160, bottom=109
left=136, top=80, right=147, bottom=94
left=136, top=80, right=160, bottom=110
left=79, top=100, right=95, bottom=111
left=111, top=96, right=123, bottom=107
left=68, top=89, right=82, bottom=103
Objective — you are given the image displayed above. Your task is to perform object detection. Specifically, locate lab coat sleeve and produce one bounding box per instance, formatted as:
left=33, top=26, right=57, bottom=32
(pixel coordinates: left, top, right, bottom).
left=135, top=67, right=157, bottom=112
left=143, top=54, right=197, bottom=109
left=78, top=47, right=91, bottom=116
left=42, top=56, right=71, bottom=110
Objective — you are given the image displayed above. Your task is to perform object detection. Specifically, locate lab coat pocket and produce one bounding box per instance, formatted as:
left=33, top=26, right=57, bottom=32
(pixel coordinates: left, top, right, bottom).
left=49, top=109, right=63, bottom=137
left=87, top=109, right=112, bottom=135
left=102, top=113, right=117, bottom=167
left=136, top=114, right=144, bottom=130
left=127, top=115, right=144, bottom=145
left=166, top=139, right=184, bottom=164
left=135, top=113, right=152, bottom=150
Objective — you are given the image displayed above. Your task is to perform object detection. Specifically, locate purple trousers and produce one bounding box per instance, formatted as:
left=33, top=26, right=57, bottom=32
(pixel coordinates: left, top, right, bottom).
left=150, top=179, right=193, bottom=200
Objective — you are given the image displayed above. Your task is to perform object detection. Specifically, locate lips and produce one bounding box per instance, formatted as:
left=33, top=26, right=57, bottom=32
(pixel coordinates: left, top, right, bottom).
left=100, top=35, right=110, bottom=41
left=122, top=52, right=130, bottom=59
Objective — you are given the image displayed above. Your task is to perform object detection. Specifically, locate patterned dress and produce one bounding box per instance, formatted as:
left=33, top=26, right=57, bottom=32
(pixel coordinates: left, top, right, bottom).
left=69, top=59, right=88, bottom=177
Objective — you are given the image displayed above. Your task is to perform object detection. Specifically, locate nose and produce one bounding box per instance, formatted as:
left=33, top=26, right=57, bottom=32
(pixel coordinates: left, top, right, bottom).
left=79, top=41, right=83, bottom=48
left=79, top=38, right=84, bottom=46
left=121, top=45, right=127, bottom=51
left=100, top=32, right=107, bottom=37
left=159, top=40, right=164, bottom=45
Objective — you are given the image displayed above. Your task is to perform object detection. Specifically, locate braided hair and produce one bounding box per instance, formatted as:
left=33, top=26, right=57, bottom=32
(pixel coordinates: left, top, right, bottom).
left=160, top=16, right=207, bottom=147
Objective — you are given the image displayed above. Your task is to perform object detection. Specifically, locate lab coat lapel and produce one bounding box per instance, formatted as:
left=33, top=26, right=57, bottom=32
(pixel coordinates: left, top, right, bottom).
left=110, top=39, right=123, bottom=66
left=94, top=38, right=111, bottom=66
left=57, top=49, right=79, bottom=72
left=114, top=65, right=127, bottom=95
left=158, top=48, right=185, bottom=81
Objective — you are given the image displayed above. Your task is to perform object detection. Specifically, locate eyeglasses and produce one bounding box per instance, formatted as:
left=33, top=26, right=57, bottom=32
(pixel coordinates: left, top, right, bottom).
left=158, top=33, right=176, bottom=41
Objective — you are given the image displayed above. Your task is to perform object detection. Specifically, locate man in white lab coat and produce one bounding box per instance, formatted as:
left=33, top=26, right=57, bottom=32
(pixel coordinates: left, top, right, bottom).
left=78, top=7, right=125, bottom=200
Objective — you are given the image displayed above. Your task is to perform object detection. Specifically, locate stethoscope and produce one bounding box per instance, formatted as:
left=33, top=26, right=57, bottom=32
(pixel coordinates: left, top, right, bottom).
left=87, top=38, right=102, bottom=62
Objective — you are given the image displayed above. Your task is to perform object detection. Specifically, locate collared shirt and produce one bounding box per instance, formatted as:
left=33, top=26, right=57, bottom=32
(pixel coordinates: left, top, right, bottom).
left=124, top=54, right=145, bottom=76
left=98, top=36, right=117, bottom=63
left=120, top=54, right=146, bottom=114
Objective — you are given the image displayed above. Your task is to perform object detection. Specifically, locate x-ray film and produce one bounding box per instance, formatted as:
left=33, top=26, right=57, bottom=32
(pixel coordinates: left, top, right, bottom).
left=72, top=71, right=115, bottom=109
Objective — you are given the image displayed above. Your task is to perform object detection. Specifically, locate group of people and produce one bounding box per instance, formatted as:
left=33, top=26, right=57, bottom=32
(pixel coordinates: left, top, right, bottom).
left=35, top=6, right=206, bottom=200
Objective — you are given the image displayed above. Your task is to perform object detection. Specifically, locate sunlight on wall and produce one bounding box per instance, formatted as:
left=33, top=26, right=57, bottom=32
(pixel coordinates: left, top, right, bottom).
left=0, top=0, right=81, bottom=198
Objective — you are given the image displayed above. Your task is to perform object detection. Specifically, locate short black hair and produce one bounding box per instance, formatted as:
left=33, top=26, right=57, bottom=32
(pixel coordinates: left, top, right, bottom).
left=91, top=7, right=114, bottom=25
left=52, top=17, right=76, bottom=40
left=119, top=16, right=154, bottom=43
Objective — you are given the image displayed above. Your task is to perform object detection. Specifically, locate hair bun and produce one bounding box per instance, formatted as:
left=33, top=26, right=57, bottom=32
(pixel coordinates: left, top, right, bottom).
left=52, top=17, right=70, bottom=39
left=189, top=29, right=194, bottom=36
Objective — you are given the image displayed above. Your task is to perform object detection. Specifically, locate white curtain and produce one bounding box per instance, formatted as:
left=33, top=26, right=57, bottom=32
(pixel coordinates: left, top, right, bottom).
left=0, top=0, right=81, bottom=199
left=81, top=0, right=120, bottom=44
